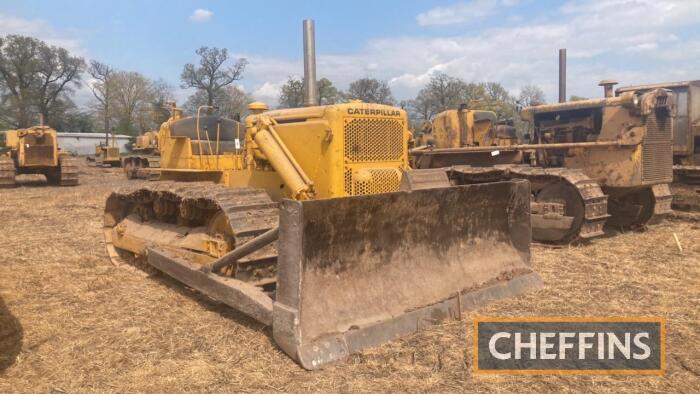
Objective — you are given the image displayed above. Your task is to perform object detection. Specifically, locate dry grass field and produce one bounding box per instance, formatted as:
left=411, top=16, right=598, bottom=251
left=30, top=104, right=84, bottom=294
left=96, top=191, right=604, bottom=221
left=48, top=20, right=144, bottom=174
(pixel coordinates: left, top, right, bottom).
left=0, top=161, right=698, bottom=393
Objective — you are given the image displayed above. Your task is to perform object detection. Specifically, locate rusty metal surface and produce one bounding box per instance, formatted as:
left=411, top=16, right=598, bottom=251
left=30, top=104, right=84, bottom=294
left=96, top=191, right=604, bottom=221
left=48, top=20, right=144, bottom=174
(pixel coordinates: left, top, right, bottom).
left=412, top=140, right=624, bottom=155
left=104, top=181, right=280, bottom=286
left=450, top=166, right=609, bottom=243
left=674, top=165, right=700, bottom=184
left=273, top=180, right=538, bottom=369
left=616, top=80, right=700, bottom=94
left=147, top=247, right=274, bottom=325
left=123, top=155, right=161, bottom=180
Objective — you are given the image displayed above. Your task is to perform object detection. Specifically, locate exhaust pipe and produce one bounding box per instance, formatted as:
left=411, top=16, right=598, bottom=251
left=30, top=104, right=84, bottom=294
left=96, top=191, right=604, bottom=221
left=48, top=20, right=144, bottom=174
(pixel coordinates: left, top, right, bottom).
left=558, top=48, right=566, bottom=103
left=303, top=19, right=319, bottom=107
left=598, top=80, right=618, bottom=98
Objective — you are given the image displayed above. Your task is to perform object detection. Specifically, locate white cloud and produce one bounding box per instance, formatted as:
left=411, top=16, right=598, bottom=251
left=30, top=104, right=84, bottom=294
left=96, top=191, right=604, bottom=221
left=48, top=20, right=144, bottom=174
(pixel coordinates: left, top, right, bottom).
left=253, top=82, right=284, bottom=101
left=240, top=0, right=700, bottom=106
left=417, top=0, right=518, bottom=26
left=189, top=8, right=213, bottom=23
left=0, top=13, right=86, bottom=55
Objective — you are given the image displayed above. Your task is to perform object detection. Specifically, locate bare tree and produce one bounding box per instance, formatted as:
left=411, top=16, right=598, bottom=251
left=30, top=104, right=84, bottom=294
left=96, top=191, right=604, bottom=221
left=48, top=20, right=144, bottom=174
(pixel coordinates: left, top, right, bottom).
left=88, top=60, right=115, bottom=134
left=112, top=71, right=154, bottom=134
left=35, top=44, right=84, bottom=124
left=148, top=78, right=174, bottom=128
left=180, top=47, right=247, bottom=108
left=518, top=85, right=547, bottom=107
left=344, top=78, right=394, bottom=105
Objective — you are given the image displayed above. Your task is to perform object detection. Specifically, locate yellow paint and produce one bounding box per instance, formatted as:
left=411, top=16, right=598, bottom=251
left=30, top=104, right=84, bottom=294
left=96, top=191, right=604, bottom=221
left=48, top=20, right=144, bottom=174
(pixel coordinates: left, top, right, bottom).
left=156, top=102, right=410, bottom=201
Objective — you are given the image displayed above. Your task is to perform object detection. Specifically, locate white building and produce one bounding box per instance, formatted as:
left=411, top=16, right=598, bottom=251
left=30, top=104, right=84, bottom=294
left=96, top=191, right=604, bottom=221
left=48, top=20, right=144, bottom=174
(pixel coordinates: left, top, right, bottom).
left=57, top=133, right=131, bottom=156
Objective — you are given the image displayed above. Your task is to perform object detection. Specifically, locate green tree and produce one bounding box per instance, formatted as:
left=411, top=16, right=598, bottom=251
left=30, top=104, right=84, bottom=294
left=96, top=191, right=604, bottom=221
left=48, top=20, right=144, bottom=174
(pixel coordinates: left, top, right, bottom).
left=278, top=77, right=304, bottom=108
left=0, top=35, right=84, bottom=127
left=317, top=78, right=339, bottom=105
left=88, top=60, right=115, bottom=134
left=185, top=85, right=254, bottom=120
left=344, top=78, right=394, bottom=105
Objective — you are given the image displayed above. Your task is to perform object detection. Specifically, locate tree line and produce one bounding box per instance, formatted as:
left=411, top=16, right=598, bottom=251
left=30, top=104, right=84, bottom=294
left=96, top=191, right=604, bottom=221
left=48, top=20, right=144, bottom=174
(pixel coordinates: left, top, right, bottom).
left=277, top=73, right=548, bottom=130
left=0, top=33, right=552, bottom=135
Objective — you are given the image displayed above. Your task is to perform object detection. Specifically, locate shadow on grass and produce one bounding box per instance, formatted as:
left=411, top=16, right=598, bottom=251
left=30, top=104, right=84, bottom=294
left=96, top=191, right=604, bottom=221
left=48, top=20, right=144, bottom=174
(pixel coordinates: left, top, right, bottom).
left=0, top=295, right=22, bottom=373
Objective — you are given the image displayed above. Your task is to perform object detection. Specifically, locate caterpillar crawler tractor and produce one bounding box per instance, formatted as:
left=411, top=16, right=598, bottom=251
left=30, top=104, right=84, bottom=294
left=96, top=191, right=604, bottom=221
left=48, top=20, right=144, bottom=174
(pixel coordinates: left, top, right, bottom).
left=617, top=80, right=700, bottom=211
left=103, top=20, right=540, bottom=369
left=88, top=130, right=121, bottom=167
left=412, top=82, right=675, bottom=243
left=122, top=130, right=160, bottom=179
left=0, top=125, right=78, bottom=187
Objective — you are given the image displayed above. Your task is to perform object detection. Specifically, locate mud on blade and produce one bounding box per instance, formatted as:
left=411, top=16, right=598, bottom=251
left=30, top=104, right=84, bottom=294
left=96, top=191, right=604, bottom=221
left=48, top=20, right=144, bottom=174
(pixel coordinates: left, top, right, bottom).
left=273, top=179, right=541, bottom=369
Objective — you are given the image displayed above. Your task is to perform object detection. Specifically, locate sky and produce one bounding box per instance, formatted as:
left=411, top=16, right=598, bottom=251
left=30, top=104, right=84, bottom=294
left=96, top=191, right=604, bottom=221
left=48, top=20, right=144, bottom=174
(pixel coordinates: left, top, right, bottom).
left=0, top=0, right=699, bottom=107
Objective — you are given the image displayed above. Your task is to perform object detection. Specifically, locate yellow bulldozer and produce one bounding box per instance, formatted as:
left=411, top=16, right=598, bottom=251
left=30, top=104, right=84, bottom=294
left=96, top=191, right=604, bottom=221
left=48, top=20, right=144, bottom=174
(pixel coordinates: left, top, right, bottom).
left=103, top=20, right=541, bottom=369
left=412, top=82, right=675, bottom=243
left=122, top=129, right=160, bottom=179
left=616, top=80, right=700, bottom=211
left=87, top=130, right=121, bottom=167
left=0, top=125, right=78, bottom=187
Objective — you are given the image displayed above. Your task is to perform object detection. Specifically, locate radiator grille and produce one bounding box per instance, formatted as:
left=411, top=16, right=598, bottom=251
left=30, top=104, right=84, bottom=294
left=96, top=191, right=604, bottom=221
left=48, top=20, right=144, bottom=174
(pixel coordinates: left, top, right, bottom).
left=642, top=111, right=673, bottom=183
left=25, top=145, right=54, bottom=166
left=343, top=118, right=404, bottom=163
left=343, top=168, right=402, bottom=196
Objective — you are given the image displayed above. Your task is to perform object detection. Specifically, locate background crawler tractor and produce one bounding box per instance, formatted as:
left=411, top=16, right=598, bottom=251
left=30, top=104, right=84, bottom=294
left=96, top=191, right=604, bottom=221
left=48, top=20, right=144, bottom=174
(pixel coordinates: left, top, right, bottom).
left=122, top=129, right=160, bottom=180
left=617, top=80, right=700, bottom=211
left=103, top=20, right=541, bottom=369
left=0, top=124, right=78, bottom=187
left=412, top=82, right=675, bottom=243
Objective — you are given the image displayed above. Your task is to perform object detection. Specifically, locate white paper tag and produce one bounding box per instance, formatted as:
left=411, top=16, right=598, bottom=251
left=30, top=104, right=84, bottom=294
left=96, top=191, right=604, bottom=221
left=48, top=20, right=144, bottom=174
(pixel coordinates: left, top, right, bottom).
left=491, top=150, right=500, bottom=156
left=235, top=138, right=241, bottom=149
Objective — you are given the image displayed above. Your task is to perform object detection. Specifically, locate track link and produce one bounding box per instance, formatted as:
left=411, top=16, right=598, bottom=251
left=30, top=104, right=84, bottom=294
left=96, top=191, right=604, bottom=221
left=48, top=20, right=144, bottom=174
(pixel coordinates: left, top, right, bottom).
left=674, top=165, right=700, bottom=184
left=123, top=155, right=161, bottom=180
left=508, top=166, right=609, bottom=241
left=0, top=155, right=16, bottom=188
left=104, top=181, right=280, bottom=287
left=451, top=165, right=609, bottom=243
left=58, top=156, right=79, bottom=186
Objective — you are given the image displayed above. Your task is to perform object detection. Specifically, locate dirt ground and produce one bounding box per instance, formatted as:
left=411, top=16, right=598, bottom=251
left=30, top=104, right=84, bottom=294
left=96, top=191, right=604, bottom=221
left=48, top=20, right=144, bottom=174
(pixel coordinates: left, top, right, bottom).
left=0, top=161, right=698, bottom=393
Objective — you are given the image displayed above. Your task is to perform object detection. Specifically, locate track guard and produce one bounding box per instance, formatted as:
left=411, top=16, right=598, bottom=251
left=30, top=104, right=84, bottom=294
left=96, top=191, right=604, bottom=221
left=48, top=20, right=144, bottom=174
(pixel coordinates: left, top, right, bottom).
left=273, top=180, right=541, bottom=369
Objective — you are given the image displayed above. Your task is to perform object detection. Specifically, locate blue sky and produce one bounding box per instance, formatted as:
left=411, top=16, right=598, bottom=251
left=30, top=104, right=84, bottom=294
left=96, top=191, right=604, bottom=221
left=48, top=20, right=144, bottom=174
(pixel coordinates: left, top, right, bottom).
left=1, top=0, right=698, bottom=106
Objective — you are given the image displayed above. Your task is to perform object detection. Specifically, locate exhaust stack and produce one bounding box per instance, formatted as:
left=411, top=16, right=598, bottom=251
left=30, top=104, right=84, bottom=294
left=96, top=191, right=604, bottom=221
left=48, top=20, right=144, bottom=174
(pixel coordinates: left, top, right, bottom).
left=598, top=80, right=618, bottom=98
left=558, top=48, right=566, bottom=103
left=302, top=19, right=319, bottom=107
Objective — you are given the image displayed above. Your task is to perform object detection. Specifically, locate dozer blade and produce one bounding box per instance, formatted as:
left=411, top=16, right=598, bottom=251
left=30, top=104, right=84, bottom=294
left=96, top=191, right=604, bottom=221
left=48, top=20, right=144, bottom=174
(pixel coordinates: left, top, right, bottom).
left=273, top=179, right=541, bottom=369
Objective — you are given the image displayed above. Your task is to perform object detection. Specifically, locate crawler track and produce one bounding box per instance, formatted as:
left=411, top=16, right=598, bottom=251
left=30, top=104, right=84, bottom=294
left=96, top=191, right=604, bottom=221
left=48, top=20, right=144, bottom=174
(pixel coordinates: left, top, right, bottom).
left=451, top=165, right=609, bottom=243
left=0, top=155, right=16, bottom=188
left=104, top=181, right=280, bottom=287
left=674, top=165, right=700, bottom=184
left=123, top=155, right=161, bottom=180
left=508, top=166, right=609, bottom=242
left=671, top=183, right=700, bottom=212
left=58, top=156, right=79, bottom=186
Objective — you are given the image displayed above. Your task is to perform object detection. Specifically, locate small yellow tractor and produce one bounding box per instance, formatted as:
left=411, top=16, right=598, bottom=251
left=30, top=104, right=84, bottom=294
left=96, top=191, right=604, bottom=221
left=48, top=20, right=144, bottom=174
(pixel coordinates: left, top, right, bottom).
left=122, top=130, right=160, bottom=179
left=0, top=125, right=78, bottom=187
left=87, top=130, right=121, bottom=167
